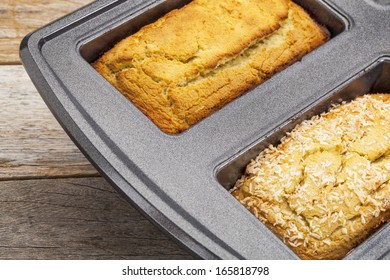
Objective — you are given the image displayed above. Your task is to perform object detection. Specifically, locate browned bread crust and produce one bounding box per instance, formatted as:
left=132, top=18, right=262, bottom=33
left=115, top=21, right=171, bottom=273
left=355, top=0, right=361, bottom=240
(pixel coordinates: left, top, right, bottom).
left=94, top=0, right=329, bottom=134
left=232, top=94, right=390, bottom=260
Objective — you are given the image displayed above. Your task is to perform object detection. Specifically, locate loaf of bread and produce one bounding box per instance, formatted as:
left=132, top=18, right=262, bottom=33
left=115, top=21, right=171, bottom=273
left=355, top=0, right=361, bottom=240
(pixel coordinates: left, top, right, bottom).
left=231, top=94, right=390, bottom=259
left=94, top=0, right=329, bottom=134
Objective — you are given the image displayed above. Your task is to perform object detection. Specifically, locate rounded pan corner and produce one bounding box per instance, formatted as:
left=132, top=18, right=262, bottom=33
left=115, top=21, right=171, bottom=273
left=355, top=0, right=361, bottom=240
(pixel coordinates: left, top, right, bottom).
left=17, top=0, right=390, bottom=261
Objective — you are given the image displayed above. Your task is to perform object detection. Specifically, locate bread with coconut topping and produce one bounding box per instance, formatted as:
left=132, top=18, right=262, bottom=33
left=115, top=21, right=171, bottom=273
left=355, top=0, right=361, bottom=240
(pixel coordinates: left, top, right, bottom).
left=94, top=0, right=329, bottom=134
left=231, top=94, right=390, bottom=259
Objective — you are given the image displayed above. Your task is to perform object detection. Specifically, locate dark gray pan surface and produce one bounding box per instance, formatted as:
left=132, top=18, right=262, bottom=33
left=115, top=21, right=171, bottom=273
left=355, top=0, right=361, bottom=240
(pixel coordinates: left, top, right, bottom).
left=20, top=0, right=390, bottom=259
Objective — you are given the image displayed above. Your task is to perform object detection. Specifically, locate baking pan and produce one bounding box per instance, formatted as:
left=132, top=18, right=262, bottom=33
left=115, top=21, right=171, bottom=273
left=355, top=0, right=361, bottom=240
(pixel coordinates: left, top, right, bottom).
left=20, top=0, right=390, bottom=259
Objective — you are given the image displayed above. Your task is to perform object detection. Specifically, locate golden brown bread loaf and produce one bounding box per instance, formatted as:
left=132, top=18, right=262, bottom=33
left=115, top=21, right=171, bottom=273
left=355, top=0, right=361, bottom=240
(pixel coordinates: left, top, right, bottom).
left=94, top=0, right=329, bottom=134
left=231, top=94, right=390, bottom=260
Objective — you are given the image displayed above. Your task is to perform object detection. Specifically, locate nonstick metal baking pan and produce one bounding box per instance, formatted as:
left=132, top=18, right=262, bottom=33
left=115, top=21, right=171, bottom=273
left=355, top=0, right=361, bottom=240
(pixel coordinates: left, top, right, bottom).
left=20, top=0, right=390, bottom=259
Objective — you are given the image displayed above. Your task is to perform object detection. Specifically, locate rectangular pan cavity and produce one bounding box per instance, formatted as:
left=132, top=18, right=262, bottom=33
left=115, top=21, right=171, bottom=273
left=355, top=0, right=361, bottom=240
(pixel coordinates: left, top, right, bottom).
left=80, top=0, right=346, bottom=64
left=217, top=59, right=390, bottom=189
left=80, top=0, right=347, bottom=135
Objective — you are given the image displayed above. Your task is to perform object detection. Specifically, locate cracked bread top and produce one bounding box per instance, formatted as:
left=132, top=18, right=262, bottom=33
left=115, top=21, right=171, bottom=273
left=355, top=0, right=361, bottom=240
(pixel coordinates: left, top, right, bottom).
left=231, top=94, right=390, bottom=259
left=94, top=0, right=329, bottom=134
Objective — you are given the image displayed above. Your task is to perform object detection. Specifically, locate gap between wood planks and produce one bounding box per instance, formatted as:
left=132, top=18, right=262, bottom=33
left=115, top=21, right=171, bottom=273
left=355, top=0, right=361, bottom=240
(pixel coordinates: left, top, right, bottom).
left=0, top=0, right=193, bottom=260
left=0, top=65, right=192, bottom=258
left=0, top=65, right=99, bottom=180
left=0, top=0, right=98, bottom=180
left=0, top=177, right=193, bottom=259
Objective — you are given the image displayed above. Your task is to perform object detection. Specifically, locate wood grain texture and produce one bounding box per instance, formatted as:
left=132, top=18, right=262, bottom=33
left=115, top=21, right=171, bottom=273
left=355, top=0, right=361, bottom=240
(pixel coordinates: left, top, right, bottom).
left=0, top=177, right=192, bottom=259
left=0, top=65, right=99, bottom=180
left=0, top=0, right=192, bottom=260
left=0, top=0, right=93, bottom=64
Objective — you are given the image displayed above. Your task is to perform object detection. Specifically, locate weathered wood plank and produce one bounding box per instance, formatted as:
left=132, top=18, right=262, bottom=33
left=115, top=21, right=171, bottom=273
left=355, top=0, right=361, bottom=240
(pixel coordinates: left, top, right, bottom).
left=0, top=177, right=193, bottom=259
left=0, top=65, right=99, bottom=179
left=0, top=0, right=93, bottom=64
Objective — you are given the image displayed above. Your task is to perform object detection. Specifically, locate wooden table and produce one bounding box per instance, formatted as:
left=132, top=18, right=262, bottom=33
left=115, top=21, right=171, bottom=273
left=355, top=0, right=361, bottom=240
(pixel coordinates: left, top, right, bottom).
left=0, top=0, right=192, bottom=260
